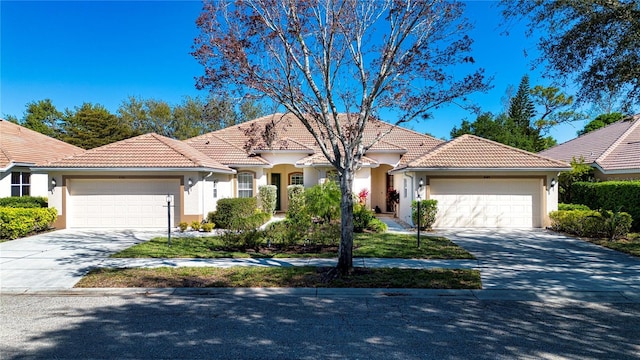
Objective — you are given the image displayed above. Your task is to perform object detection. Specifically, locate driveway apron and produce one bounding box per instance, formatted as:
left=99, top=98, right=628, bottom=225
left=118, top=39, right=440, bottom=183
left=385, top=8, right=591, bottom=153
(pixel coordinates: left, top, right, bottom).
left=437, top=228, right=640, bottom=292
left=0, top=229, right=163, bottom=292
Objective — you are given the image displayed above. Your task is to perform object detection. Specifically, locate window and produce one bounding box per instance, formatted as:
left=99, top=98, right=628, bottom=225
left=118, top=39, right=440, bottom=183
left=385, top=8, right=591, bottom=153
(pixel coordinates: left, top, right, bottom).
left=11, top=172, right=30, bottom=197
left=237, top=172, right=254, bottom=198
left=289, top=172, right=304, bottom=185
left=213, top=180, right=218, bottom=198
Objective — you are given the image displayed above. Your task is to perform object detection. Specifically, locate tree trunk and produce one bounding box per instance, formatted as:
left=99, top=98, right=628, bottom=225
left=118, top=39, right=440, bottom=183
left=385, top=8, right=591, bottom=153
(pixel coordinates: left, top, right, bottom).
left=337, top=167, right=355, bottom=275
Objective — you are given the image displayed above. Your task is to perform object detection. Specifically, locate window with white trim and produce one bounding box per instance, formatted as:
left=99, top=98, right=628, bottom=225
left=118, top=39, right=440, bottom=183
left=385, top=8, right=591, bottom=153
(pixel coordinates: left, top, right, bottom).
left=238, top=172, right=254, bottom=198
left=11, top=172, right=30, bottom=197
left=213, top=180, right=218, bottom=198
left=289, top=172, right=304, bottom=185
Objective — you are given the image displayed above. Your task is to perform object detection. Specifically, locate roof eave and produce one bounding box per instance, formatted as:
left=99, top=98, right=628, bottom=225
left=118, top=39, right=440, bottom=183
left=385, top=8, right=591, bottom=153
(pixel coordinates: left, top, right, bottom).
left=1, top=162, right=36, bottom=172
left=392, top=167, right=572, bottom=173
left=593, top=163, right=640, bottom=175
left=33, top=167, right=237, bottom=174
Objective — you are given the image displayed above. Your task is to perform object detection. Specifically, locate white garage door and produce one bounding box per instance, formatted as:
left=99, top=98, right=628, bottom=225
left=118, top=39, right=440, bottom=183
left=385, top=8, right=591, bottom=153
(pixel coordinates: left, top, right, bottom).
left=430, top=178, right=541, bottom=228
left=68, top=179, right=180, bottom=228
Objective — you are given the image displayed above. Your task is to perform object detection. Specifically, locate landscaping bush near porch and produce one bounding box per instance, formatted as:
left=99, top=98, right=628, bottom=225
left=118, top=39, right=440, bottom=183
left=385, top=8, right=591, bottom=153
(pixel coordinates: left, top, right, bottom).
left=207, top=197, right=270, bottom=230
left=549, top=209, right=632, bottom=240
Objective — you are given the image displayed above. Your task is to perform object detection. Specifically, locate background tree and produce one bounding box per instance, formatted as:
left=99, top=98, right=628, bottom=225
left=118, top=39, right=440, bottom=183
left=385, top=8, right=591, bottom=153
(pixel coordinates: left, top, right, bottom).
left=502, top=0, right=640, bottom=112
left=508, top=75, right=536, bottom=130
left=193, top=0, right=489, bottom=274
left=578, top=112, right=625, bottom=136
left=13, top=99, right=63, bottom=138
left=530, top=85, right=585, bottom=132
left=61, top=103, right=134, bottom=149
left=118, top=97, right=173, bottom=137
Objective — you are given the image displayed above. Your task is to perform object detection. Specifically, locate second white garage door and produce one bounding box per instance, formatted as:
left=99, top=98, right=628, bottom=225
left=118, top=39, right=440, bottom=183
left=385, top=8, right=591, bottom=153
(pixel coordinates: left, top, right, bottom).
left=430, top=178, right=541, bottom=228
left=68, top=179, right=180, bottom=228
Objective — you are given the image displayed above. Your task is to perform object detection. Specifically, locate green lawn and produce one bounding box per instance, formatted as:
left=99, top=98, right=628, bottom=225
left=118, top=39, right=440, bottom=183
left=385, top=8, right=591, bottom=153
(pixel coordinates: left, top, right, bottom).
left=75, top=266, right=482, bottom=289
left=111, top=232, right=475, bottom=260
left=586, top=233, right=640, bottom=257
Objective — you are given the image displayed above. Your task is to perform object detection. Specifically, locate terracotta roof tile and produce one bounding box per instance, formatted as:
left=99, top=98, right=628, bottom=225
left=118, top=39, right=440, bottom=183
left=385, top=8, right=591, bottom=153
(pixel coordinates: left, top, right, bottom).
left=404, top=134, right=570, bottom=170
left=186, top=113, right=442, bottom=167
left=539, top=114, right=640, bottom=172
left=0, top=120, right=84, bottom=168
left=39, top=133, right=233, bottom=172
left=184, top=133, right=271, bottom=166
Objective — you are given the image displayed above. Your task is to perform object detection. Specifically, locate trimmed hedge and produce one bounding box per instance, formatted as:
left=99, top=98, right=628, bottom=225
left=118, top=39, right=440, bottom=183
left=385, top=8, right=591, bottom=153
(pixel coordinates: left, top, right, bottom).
left=411, top=199, right=438, bottom=230
left=558, top=203, right=590, bottom=211
left=549, top=209, right=632, bottom=240
left=572, top=181, right=640, bottom=231
left=258, top=185, right=277, bottom=215
left=207, top=197, right=269, bottom=230
left=0, top=196, right=48, bottom=208
left=0, top=207, right=58, bottom=240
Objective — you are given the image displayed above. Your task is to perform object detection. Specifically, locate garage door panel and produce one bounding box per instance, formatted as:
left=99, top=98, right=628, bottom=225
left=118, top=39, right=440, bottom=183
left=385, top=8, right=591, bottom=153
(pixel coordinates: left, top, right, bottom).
left=68, top=179, right=179, bottom=228
left=430, top=178, right=541, bottom=228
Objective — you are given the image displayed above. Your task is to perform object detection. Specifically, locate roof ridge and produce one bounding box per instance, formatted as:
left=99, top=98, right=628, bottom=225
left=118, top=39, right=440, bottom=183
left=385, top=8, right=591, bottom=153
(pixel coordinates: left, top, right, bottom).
left=405, top=135, right=461, bottom=166
left=152, top=133, right=212, bottom=167
left=595, top=115, right=640, bottom=165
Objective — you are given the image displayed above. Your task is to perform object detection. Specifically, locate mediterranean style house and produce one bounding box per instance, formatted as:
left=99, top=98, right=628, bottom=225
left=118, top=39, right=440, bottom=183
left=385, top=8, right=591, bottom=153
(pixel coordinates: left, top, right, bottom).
left=0, top=119, right=83, bottom=198
left=37, top=113, right=570, bottom=229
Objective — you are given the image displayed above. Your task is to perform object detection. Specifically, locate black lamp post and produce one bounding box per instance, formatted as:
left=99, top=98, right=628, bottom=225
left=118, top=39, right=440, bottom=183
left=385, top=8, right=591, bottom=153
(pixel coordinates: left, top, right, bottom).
left=417, top=178, right=423, bottom=248
left=166, top=194, right=172, bottom=247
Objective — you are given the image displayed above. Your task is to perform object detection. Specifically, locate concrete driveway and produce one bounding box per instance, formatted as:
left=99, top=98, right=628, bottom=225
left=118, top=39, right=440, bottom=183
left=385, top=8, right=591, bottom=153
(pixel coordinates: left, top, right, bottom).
left=0, top=229, right=165, bottom=292
left=437, top=228, right=640, bottom=294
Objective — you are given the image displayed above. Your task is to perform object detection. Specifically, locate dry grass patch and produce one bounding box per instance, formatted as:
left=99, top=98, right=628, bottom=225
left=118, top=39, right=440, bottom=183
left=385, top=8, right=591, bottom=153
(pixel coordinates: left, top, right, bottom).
left=76, top=266, right=482, bottom=289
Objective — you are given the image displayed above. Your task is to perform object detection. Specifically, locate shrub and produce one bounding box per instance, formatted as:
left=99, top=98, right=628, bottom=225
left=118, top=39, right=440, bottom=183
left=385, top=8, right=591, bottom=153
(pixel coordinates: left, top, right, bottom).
left=265, top=219, right=304, bottom=246
left=178, top=222, right=188, bottom=232
left=209, top=197, right=258, bottom=229
left=367, top=218, right=388, bottom=233
left=558, top=158, right=594, bottom=203
left=258, top=185, right=277, bottom=215
left=572, top=180, right=640, bottom=231
left=0, top=207, right=57, bottom=239
left=353, top=203, right=374, bottom=232
left=0, top=196, right=48, bottom=208
left=411, top=200, right=438, bottom=230
left=305, top=180, right=341, bottom=223
left=558, top=203, right=590, bottom=211
left=308, top=223, right=340, bottom=247
left=549, top=209, right=632, bottom=240
left=190, top=221, right=201, bottom=231
left=201, top=222, right=214, bottom=232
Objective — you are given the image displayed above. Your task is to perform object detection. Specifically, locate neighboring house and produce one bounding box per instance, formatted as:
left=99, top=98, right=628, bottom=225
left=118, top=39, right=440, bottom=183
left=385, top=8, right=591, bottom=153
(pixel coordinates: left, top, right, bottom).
left=0, top=119, right=83, bottom=198
left=39, top=113, right=570, bottom=229
left=540, top=114, right=640, bottom=180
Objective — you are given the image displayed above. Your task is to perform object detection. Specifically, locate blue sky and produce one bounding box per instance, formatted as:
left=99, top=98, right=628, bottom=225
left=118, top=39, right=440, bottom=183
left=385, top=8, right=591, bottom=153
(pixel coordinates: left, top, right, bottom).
left=1, top=0, right=590, bottom=144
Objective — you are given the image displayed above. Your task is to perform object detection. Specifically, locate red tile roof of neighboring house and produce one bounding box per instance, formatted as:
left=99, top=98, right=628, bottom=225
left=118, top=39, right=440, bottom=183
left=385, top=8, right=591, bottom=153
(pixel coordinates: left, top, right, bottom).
left=400, top=134, right=570, bottom=170
left=0, top=119, right=84, bottom=169
left=539, top=114, right=640, bottom=172
left=38, top=133, right=234, bottom=172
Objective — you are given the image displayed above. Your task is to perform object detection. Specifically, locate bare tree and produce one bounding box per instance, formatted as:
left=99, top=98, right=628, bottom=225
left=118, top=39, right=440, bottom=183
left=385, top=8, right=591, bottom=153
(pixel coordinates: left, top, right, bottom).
left=192, top=0, right=489, bottom=274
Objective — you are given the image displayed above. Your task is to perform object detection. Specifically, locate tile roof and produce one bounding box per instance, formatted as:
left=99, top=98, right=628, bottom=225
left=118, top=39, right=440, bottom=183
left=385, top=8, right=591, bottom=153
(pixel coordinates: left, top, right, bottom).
left=185, top=113, right=443, bottom=168
left=401, top=134, right=571, bottom=170
left=184, top=133, right=271, bottom=166
left=38, top=133, right=234, bottom=172
left=0, top=119, right=84, bottom=169
left=539, top=114, right=640, bottom=172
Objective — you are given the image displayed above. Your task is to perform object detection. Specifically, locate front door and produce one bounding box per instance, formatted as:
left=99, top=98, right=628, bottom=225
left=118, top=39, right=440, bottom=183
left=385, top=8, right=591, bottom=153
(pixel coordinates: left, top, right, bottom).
left=271, top=173, right=281, bottom=211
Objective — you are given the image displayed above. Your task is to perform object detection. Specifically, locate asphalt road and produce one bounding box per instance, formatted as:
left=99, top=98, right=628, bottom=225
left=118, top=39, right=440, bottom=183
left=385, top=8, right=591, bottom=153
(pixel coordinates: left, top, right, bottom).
left=2, top=292, right=639, bottom=360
